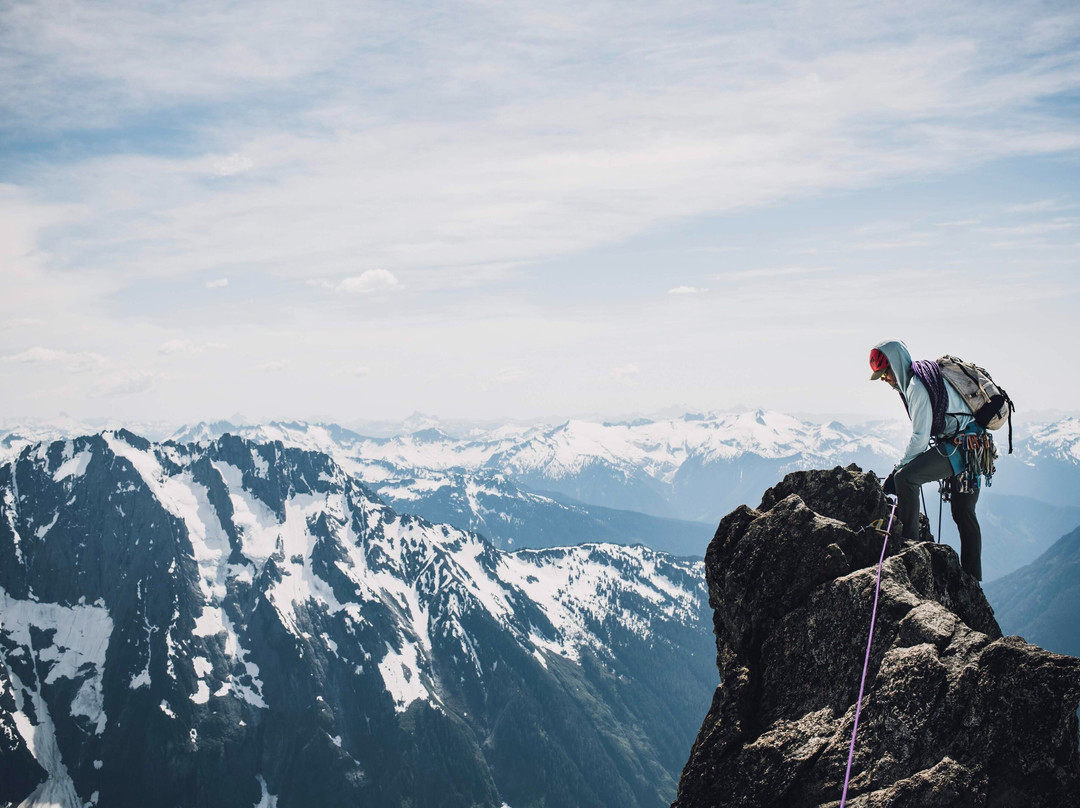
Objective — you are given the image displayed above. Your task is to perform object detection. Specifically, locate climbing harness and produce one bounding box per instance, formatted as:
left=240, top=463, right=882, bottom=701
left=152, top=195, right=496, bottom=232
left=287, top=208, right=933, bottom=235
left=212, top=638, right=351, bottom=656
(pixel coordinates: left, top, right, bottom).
left=840, top=494, right=898, bottom=808
left=935, top=429, right=998, bottom=501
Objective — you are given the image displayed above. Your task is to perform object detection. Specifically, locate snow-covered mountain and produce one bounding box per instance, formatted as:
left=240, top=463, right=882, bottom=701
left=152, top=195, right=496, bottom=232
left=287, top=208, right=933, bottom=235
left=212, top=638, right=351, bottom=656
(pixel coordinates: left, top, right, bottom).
left=994, top=416, right=1080, bottom=508
left=481, top=410, right=896, bottom=521
left=0, top=418, right=177, bottom=463
left=1016, top=417, right=1080, bottom=464
left=160, top=410, right=898, bottom=524
left=7, top=411, right=1077, bottom=572
left=0, top=432, right=714, bottom=808
left=369, top=467, right=710, bottom=556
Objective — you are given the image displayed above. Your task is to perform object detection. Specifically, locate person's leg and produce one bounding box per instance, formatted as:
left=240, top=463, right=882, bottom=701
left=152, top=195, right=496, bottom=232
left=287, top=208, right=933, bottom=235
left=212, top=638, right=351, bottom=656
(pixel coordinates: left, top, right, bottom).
left=950, top=486, right=982, bottom=580
left=893, top=448, right=955, bottom=541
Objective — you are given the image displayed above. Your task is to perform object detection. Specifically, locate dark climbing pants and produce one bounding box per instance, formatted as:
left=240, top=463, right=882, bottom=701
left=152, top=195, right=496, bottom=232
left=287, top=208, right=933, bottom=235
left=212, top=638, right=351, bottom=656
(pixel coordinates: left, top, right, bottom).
left=894, top=446, right=982, bottom=580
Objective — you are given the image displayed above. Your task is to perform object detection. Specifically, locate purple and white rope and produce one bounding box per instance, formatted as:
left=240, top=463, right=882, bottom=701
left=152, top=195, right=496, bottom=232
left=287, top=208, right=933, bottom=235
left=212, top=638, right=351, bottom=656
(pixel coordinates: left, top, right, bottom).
left=839, top=494, right=898, bottom=807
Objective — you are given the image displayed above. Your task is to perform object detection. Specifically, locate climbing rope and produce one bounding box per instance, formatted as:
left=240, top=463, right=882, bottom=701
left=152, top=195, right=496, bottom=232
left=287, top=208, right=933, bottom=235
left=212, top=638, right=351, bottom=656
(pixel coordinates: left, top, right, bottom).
left=840, top=493, right=898, bottom=807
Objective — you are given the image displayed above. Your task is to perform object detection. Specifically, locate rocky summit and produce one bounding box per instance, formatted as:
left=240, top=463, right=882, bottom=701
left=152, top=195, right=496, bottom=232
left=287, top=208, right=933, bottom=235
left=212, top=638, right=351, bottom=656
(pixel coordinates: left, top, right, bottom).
left=673, top=465, right=1080, bottom=808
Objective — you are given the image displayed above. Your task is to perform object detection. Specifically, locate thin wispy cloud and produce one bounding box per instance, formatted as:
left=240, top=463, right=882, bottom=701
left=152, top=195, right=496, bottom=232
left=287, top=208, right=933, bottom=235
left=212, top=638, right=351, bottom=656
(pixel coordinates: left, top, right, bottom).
left=1, top=0, right=1079, bottom=420
left=713, top=267, right=833, bottom=282
left=0, top=347, right=110, bottom=373
left=336, top=270, right=398, bottom=294
left=1, top=317, right=45, bottom=329
left=482, top=368, right=527, bottom=390
left=158, top=339, right=225, bottom=355
left=1004, top=199, right=1071, bottom=214
left=91, top=370, right=154, bottom=398
left=211, top=155, right=254, bottom=177
left=609, top=364, right=640, bottom=382
left=5, top=1, right=1080, bottom=286
left=309, top=270, right=399, bottom=294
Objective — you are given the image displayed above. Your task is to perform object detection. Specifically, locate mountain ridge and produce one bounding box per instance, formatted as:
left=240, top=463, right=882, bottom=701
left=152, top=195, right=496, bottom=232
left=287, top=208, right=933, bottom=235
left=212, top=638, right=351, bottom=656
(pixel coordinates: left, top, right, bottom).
left=0, top=430, right=715, bottom=808
left=673, top=464, right=1080, bottom=807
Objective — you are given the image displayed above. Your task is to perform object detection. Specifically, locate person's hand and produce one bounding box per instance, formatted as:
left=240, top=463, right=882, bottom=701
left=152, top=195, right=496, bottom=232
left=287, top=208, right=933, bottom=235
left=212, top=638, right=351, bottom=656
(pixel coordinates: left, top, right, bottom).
left=883, top=472, right=897, bottom=497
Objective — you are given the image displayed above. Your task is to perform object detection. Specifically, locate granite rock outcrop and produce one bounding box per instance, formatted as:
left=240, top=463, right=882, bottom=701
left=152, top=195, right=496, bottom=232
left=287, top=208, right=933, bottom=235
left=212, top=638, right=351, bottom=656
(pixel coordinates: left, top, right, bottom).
left=673, top=465, right=1080, bottom=808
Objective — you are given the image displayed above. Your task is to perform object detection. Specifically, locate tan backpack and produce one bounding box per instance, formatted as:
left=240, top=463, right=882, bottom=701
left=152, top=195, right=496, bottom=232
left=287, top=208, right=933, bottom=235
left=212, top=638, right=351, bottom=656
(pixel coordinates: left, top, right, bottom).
left=936, top=355, right=1015, bottom=452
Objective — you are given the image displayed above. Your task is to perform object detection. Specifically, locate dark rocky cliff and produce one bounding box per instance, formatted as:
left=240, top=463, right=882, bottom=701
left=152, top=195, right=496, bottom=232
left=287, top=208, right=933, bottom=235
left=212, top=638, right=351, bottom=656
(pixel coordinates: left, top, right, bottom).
left=673, top=465, right=1080, bottom=808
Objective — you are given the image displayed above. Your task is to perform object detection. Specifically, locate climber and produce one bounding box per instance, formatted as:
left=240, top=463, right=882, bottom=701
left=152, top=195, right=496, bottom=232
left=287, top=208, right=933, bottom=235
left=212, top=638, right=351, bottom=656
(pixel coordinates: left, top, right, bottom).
left=869, top=339, right=986, bottom=580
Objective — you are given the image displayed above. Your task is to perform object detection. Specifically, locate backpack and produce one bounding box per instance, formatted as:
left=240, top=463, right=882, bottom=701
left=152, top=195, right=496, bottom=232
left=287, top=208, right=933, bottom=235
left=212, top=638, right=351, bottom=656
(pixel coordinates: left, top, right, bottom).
left=936, top=355, right=1016, bottom=453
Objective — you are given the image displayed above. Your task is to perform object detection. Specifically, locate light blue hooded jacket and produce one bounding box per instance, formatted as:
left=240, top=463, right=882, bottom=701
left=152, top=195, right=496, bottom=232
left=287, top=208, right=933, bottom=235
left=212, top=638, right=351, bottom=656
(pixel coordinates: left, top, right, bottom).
left=872, top=339, right=975, bottom=468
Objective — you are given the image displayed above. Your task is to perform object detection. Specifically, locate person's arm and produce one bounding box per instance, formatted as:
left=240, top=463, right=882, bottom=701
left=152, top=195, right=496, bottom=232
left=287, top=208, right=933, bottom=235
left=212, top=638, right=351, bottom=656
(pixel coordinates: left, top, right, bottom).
left=897, top=381, right=932, bottom=467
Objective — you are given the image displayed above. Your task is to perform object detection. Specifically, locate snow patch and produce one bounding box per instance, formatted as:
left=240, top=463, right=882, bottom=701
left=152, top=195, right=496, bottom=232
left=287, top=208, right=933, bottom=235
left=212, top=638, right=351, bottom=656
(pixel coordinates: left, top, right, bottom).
left=1, top=587, right=111, bottom=808
left=251, top=448, right=270, bottom=477
left=255, top=775, right=279, bottom=808
left=0, top=587, right=112, bottom=735
left=378, top=639, right=429, bottom=713
left=192, top=679, right=211, bottom=705
left=34, top=510, right=59, bottom=539
left=53, top=448, right=92, bottom=482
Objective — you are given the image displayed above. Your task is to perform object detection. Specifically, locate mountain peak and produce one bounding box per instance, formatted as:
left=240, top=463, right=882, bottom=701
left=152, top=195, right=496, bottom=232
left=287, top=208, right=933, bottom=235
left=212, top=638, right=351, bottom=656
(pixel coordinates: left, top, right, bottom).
left=674, top=464, right=1080, bottom=807
left=1, top=432, right=714, bottom=808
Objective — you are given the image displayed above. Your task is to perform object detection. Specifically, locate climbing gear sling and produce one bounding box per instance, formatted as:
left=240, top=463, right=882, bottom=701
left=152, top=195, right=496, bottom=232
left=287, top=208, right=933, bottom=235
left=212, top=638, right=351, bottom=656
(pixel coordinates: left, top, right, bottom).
left=936, top=428, right=998, bottom=499
left=840, top=494, right=899, bottom=808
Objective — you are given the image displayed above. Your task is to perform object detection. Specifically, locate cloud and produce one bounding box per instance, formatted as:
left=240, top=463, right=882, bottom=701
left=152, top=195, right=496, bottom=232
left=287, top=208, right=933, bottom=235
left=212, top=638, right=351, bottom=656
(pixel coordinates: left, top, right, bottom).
left=490, top=368, right=525, bottom=385
left=337, top=270, right=398, bottom=294
left=609, top=363, right=640, bottom=381
left=847, top=235, right=933, bottom=251
left=935, top=219, right=982, bottom=227
left=211, top=154, right=253, bottom=177
left=309, top=270, right=399, bottom=294
left=158, top=339, right=224, bottom=355
left=1004, top=199, right=1071, bottom=214
left=2, top=1, right=1080, bottom=420
left=668, top=286, right=704, bottom=295
left=0, top=347, right=110, bottom=373
left=1, top=317, right=45, bottom=329
left=713, top=266, right=832, bottom=282
left=256, top=360, right=287, bottom=372
left=91, top=370, right=154, bottom=398
left=5, top=1, right=1080, bottom=291
left=978, top=217, right=1080, bottom=237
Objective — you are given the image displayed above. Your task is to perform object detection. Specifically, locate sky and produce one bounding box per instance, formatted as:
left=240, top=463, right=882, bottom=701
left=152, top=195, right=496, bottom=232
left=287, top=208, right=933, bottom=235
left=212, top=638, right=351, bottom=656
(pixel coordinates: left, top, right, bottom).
left=2, top=0, right=1079, bottom=427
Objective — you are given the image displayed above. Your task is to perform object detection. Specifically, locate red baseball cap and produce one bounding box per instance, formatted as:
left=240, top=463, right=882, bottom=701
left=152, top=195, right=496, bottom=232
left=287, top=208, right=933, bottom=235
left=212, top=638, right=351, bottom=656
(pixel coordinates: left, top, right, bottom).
left=869, top=348, right=889, bottom=380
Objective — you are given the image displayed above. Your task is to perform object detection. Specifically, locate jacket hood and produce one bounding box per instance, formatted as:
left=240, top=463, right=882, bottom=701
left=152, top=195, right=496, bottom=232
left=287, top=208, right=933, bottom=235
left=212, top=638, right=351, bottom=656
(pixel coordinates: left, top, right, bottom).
left=872, top=339, right=913, bottom=391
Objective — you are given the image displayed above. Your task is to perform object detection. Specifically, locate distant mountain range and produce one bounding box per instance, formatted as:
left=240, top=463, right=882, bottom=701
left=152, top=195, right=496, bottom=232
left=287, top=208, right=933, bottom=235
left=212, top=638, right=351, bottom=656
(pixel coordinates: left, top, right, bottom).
left=0, top=431, right=715, bottom=808
left=3, top=412, right=1078, bottom=573
left=2, top=413, right=1077, bottom=806
left=160, top=410, right=903, bottom=535
left=985, top=524, right=1080, bottom=659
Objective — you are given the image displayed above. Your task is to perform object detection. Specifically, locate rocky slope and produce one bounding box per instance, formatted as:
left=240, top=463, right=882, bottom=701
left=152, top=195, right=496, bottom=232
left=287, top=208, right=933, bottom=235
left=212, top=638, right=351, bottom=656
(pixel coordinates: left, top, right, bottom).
left=0, top=431, right=716, bottom=808
left=673, top=465, right=1080, bottom=808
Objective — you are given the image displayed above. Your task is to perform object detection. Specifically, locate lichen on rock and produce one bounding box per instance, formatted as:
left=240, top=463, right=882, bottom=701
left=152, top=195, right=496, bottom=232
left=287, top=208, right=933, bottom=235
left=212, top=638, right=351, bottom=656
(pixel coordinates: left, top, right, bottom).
left=673, top=464, right=1080, bottom=808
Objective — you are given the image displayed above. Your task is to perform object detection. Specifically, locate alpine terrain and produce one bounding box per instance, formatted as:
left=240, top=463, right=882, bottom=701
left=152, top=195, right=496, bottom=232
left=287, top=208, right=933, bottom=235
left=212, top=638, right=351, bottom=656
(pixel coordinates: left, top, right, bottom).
left=0, top=431, right=715, bottom=808
left=5, top=412, right=1078, bottom=576
left=673, top=465, right=1080, bottom=807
